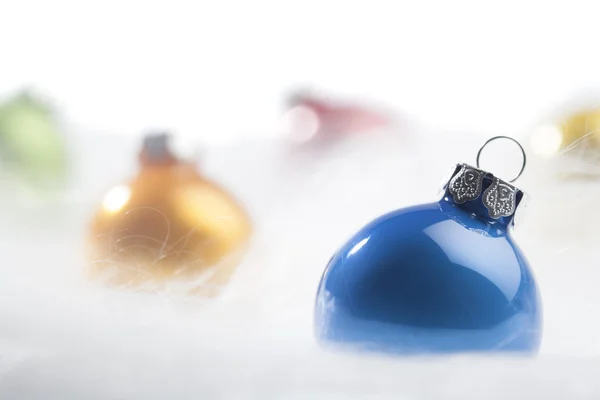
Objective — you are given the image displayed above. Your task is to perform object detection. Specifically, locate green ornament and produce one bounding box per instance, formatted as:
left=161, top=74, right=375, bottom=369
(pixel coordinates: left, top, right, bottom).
left=0, top=91, right=68, bottom=191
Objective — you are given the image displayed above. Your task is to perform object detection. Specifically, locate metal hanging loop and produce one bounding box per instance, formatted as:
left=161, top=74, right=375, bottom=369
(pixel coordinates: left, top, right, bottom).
left=476, top=136, right=526, bottom=183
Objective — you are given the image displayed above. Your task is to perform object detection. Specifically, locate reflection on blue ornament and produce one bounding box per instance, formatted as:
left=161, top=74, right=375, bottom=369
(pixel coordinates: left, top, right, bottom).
left=315, top=164, right=541, bottom=355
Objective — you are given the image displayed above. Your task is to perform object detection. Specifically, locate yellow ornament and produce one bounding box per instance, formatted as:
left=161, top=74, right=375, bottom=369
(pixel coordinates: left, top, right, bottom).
left=87, top=133, right=252, bottom=296
left=561, top=110, right=600, bottom=149
left=530, top=109, right=600, bottom=157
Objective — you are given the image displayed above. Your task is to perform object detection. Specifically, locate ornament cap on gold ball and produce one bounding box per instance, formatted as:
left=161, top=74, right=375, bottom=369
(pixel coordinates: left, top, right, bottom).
left=87, top=131, right=252, bottom=296
left=139, top=132, right=180, bottom=166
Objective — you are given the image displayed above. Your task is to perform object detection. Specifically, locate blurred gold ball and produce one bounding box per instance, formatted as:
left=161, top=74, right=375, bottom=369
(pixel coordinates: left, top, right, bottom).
left=87, top=135, right=252, bottom=296
left=560, top=109, right=600, bottom=148
left=531, top=109, right=600, bottom=157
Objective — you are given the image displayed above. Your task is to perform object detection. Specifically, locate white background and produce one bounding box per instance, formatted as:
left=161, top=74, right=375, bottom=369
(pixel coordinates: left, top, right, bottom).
left=2, top=1, right=600, bottom=398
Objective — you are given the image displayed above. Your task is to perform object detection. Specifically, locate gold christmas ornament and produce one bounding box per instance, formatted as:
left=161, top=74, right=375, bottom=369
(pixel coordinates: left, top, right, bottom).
left=87, top=133, right=252, bottom=296
left=530, top=109, right=600, bottom=157
left=529, top=104, right=600, bottom=180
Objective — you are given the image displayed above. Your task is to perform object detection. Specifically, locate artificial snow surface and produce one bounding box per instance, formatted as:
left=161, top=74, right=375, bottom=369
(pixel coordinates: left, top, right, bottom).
left=1, top=128, right=600, bottom=398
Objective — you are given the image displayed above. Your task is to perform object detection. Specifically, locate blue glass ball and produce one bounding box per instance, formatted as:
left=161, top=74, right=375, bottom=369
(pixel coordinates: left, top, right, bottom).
left=315, top=188, right=542, bottom=355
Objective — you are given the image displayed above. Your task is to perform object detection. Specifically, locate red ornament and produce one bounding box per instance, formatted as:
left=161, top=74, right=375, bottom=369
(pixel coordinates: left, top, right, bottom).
left=281, top=90, right=393, bottom=143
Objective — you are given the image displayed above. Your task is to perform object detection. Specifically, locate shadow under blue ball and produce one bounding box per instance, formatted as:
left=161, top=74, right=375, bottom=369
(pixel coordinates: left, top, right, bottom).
left=315, top=190, right=541, bottom=355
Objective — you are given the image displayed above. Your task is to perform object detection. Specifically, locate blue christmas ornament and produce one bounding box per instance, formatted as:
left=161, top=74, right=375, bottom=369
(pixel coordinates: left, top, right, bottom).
left=315, top=137, right=541, bottom=355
